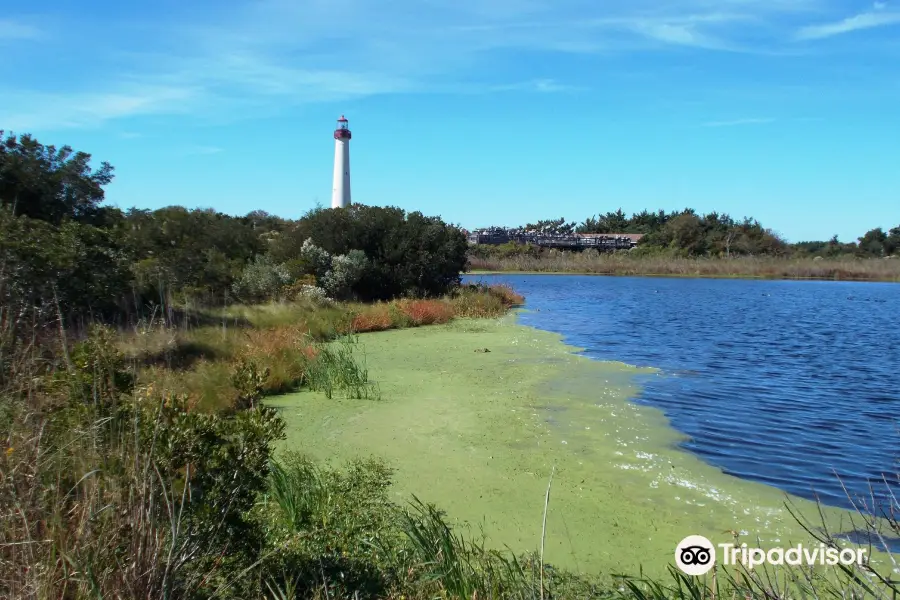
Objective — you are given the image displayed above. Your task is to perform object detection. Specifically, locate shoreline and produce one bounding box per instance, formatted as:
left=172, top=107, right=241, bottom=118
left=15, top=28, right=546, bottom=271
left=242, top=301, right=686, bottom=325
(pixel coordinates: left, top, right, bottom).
left=465, top=269, right=900, bottom=283
left=267, top=314, right=859, bottom=577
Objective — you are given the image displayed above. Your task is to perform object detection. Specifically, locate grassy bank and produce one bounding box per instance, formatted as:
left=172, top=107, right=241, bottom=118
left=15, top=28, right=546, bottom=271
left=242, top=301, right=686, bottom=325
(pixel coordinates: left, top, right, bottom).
left=469, top=253, right=900, bottom=282
left=270, top=316, right=895, bottom=581
left=3, top=284, right=897, bottom=599
left=119, top=284, right=524, bottom=411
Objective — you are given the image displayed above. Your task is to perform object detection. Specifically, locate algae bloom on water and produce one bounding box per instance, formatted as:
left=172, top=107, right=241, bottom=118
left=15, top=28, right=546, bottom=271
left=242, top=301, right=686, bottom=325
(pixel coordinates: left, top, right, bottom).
left=269, top=316, right=845, bottom=577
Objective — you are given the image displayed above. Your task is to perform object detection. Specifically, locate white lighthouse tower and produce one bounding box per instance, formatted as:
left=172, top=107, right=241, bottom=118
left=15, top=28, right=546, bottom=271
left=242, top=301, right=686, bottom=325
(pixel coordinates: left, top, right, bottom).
left=331, top=115, right=352, bottom=209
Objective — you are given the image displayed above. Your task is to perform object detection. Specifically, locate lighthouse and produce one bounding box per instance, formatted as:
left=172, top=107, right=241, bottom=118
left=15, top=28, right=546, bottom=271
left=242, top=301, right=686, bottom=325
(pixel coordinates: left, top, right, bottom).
left=331, top=115, right=352, bottom=209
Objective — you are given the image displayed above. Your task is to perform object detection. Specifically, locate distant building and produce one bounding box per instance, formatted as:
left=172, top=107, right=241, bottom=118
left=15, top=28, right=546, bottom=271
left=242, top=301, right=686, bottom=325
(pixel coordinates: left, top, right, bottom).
left=575, top=232, right=645, bottom=245
left=466, top=228, right=643, bottom=250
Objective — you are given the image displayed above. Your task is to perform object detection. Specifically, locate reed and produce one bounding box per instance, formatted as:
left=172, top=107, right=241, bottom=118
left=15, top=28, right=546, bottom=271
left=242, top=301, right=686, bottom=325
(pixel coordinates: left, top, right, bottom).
left=304, top=334, right=380, bottom=400
left=471, top=253, right=900, bottom=282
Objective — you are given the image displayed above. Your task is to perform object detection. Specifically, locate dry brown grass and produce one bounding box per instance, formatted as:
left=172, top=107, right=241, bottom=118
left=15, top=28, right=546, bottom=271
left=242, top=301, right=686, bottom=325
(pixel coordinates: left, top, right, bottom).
left=113, top=286, right=523, bottom=411
left=396, top=299, right=455, bottom=326
left=350, top=303, right=395, bottom=333
left=470, top=253, right=900, bottom=281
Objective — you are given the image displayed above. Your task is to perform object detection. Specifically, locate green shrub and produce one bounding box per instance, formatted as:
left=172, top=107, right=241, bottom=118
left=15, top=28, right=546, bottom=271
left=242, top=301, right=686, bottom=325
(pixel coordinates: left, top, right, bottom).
left=271, top=205, right=468, bottom=301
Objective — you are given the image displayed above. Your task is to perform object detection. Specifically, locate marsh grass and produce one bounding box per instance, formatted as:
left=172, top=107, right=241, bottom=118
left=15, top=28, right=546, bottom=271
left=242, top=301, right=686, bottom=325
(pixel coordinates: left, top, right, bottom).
left=394, top=497, right=535, bottom=599
left=114, top=285, right=520, bottom=411
left=471, top=253, right=900, bottom=282
left=9, top=281, right=897, bottom=599
left=305, top=334, right=380, bottom=400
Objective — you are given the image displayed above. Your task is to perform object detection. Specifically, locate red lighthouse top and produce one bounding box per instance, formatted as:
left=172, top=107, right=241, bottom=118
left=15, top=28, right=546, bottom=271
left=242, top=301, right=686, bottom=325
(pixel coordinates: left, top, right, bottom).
left=334, top=115, right=351, bottom=140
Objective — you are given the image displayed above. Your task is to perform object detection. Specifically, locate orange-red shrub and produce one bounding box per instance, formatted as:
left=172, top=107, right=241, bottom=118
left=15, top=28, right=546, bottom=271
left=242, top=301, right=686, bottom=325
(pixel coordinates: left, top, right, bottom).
left=351, top=304, right=394, bottom=332
left=397, top=299, right=455, bottom=326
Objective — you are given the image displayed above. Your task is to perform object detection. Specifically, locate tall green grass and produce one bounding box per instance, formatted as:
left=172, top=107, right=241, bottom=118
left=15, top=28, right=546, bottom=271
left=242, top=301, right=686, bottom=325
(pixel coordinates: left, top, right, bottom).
left=305, top=334, right=380, bottom=400
left=395, top=497, right=536, bottom=599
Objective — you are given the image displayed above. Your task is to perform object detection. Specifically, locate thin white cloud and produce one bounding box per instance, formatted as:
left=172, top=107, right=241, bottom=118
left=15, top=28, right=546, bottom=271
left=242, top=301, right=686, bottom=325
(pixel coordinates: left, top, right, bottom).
left=795, top=10, right=900, bottom=40
left=490, top=78, right=580, bottom=93
left=0, top=0, right=866, bottom=130
left=3, top=85, right=199, bottom=131
left=703, top=117, right=776, bottom=127
left=630, top=22, right=731, bottom=50
left=0, top=18, right=42, bottom=41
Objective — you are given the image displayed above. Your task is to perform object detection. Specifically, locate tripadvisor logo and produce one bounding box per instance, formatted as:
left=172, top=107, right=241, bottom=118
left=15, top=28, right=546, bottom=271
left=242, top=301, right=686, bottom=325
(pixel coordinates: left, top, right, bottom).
left=676, top=535, right=716, bottom=576
left=675, top=535, right=868, bottom=576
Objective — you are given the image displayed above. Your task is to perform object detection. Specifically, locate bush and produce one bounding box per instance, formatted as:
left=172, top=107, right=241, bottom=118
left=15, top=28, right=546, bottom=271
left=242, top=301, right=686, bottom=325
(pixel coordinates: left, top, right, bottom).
left=231, top=254, right=293, bottom=302
left=321, top=249, right=369, bottom=299
left=272, top=205, right=468, bottom=301
left=450, top=283, right=524, bottom=318
left=397, top=299, right=455, bottom=326
left=295, top=284, right=331, bottom=304
left=351, top=303, right=396, bottom=332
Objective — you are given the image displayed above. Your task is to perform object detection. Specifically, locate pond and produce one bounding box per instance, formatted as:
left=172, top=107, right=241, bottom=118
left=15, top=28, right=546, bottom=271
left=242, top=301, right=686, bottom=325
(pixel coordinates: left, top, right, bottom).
left=465, top=274, right=900, bottom=512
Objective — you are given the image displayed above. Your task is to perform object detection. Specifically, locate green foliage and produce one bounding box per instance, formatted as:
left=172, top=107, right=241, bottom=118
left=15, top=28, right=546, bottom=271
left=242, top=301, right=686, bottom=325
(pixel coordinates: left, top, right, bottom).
left=503, top=209, right=791, bottom=257
left=130, top=395, right=286, bottom=596
left=578, top=208, right=633, bottom=233
left=230, top=358, right=271, bottom=409
left=299, top=239, right=370, bottom=300
left=0, top=130, right=115, bottom=225
left=273, top=205, right=468, bottom=301
left=395, top=496, right=535, bottom=599
left=491, top=242, right=542, bottom=259
left=231, top=254, right=292, bottom=302
left=2, top=326, right=288, bottom=599
left=321, top=248, right=369, bottom=299
left=67, top=324, right=135, bottom=406
left=259, top=453, right=398, bottom=599
left=0, top=207, right=131, bottom=320
left=124, top=206, right=275, bottom=304
left=856, top=226, right=900, bottom=257
left=299, top=237, right=334, bottom=279
left=524, top=217, right=576, bottom=234
left=304, top=335, right=380, bottom=400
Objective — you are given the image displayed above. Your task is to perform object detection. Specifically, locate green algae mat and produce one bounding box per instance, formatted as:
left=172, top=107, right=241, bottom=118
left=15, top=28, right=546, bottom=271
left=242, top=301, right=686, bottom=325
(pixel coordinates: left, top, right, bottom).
left=267, top=315, right=862, bottom=578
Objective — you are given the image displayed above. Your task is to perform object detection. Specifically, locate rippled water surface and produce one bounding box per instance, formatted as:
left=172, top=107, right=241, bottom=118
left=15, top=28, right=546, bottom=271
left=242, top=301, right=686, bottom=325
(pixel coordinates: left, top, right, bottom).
left=465, top=274, right=900, bottom=510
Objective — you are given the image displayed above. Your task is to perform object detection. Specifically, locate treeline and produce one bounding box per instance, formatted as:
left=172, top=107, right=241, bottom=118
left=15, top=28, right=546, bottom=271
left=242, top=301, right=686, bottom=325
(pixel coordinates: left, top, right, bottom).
left=500, top=210, right=900, bottom=258
left=0, top=131, right=468, bottom=326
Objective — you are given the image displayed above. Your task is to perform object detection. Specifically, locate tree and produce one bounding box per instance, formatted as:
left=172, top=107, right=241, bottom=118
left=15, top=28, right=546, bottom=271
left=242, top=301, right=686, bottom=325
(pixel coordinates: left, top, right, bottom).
left=664, top=213, right=707, bottom=255
left=122, top=206, right=271, bottom=301
left=523, top=217, right=575, bottom=234
left=577, top=208, right=630, bottom=233
left=0, top=207, right=131, bottom=320
left=886, top=226, right=900, bottom=256
left=0, top=131, right=115, bottom=225
left=272, top=205, right=468, bottom=300
left=858, top=227, right=888, bottom=257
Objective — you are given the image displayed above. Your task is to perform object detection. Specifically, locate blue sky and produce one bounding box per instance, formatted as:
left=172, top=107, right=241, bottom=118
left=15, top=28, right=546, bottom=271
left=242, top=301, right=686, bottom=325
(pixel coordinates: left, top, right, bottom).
left=2, top=0, right=898, bottom=242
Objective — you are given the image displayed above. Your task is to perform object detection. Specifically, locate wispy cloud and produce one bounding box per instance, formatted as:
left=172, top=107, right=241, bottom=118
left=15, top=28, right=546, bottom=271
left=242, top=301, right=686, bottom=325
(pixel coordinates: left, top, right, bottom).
left=0, top=18, right=42, bottom=41
left=3, top=85, right=199, bottom=131
left=490, top=78, right=580, bottom=93
left=796, top=7, right=900, bottom=40
left=703, top=117, right=776, bottom=127
left=629, top=21, right=733, bottom=51
left=0, top=0, right=884, bottom=130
